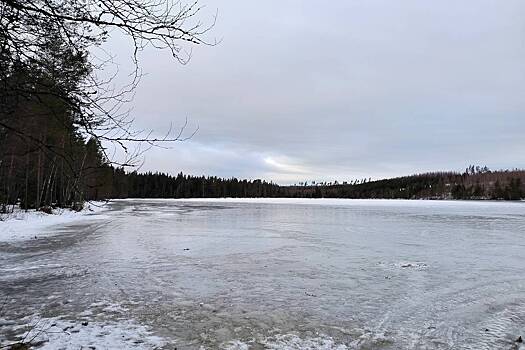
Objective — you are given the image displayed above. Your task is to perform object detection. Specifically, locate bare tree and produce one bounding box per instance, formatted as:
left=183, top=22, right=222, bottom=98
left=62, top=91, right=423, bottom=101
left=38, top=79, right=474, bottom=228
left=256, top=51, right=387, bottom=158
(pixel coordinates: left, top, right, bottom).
left=0, top=0, right=214, bottom=165
left=0, top=0, right=215, bottom=208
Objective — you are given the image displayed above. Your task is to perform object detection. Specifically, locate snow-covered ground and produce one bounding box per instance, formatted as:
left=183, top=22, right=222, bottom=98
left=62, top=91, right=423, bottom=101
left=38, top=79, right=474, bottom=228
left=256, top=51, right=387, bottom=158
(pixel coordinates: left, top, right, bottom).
left=0, top=315, right=166, bottom=350
left=223, top=334, right=349, bottom=350
left=0, top=201, right=109, bottom=243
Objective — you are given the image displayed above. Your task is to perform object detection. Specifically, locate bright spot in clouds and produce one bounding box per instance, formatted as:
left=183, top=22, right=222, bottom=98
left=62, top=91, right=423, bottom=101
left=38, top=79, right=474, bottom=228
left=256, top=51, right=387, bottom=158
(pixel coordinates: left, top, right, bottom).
left=263, top=157, right=310, bottom=175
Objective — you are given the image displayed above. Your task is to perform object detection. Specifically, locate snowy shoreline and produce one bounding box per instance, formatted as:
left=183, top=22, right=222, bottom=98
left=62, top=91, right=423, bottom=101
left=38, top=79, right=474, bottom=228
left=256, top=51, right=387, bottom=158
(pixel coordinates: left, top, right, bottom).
left=0, top=201, right=109, bottom=243
left=113, top=197, right=525, bottom=207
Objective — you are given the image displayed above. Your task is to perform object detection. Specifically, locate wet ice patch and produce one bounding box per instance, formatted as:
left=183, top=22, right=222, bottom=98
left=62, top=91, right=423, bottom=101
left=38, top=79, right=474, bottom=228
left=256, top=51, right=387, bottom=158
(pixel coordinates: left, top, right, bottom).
left=347, top=329, right=393, bottom=348
left=222, top=339, right=251, bottom=350
left=395, top=261, right=428, bottom=270
left=0, top=317, right=16, bottom=327
left=378, top=261, right=428, bottom=271
left=467, top=303, right=525, bottom=350
left=88, top=300, right=129, bottom=315
left=78, top=310, right=94, bottom=317
left=102, top=303, right=129, bottom=313
left=4, top=317, right=166, bottom=350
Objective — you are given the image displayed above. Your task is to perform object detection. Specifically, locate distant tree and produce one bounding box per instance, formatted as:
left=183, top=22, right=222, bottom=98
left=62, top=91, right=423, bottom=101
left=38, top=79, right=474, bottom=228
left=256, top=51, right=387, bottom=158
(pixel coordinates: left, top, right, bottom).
left=508, top=178, right=522, bottom=200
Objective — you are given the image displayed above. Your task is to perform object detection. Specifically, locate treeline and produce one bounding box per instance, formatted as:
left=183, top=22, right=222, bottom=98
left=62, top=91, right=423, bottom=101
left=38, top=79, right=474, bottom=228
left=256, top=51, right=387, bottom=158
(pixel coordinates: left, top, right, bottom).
left=283, top=169, right=525, bottom=200
left=2, top=148, right=525, bottom=212
left=109, top=170, right=283, bottom=199
left=88, top=166, right=525, bottom=201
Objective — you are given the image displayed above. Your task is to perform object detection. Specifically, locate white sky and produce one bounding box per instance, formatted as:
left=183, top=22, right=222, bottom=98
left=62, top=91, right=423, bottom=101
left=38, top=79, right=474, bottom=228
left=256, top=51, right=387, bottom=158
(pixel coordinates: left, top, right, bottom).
left=105, top=0, right=525, bottom=184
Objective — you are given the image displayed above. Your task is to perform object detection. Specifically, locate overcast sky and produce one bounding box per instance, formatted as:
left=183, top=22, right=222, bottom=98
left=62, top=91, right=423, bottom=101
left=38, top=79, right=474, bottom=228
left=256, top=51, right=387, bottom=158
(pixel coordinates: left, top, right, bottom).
left=108, top=0, right=524, bottom=184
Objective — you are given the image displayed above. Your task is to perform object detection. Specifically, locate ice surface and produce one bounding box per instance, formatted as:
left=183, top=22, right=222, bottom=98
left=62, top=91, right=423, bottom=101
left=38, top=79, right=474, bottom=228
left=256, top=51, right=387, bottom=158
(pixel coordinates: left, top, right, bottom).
left=1, top=198, right=525, bottom=349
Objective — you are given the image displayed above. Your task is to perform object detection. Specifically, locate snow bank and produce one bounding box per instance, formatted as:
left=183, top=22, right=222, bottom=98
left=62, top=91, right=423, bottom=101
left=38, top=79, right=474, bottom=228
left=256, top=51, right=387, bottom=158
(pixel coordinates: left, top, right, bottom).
left=222, top=333, right=348, bottom=350
left=0, top=201, right=109, bottom=243
left=1, top=316, right=166, bottom=350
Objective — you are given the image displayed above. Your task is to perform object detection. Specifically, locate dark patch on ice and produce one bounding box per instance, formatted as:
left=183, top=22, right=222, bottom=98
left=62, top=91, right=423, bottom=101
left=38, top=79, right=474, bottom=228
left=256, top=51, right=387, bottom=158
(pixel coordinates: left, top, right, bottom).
left=400, top=262, right=428, bottom=269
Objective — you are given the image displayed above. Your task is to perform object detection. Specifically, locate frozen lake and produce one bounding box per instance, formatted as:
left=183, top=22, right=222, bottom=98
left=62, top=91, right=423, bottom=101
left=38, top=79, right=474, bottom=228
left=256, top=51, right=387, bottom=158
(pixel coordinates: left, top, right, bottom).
left=1, top=199, right=525, bottom=349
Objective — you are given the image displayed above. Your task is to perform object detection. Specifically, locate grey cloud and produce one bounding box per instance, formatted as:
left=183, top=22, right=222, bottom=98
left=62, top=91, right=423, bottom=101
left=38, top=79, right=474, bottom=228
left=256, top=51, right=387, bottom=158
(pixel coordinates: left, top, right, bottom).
left=107, top=0, right=525, bottom=183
